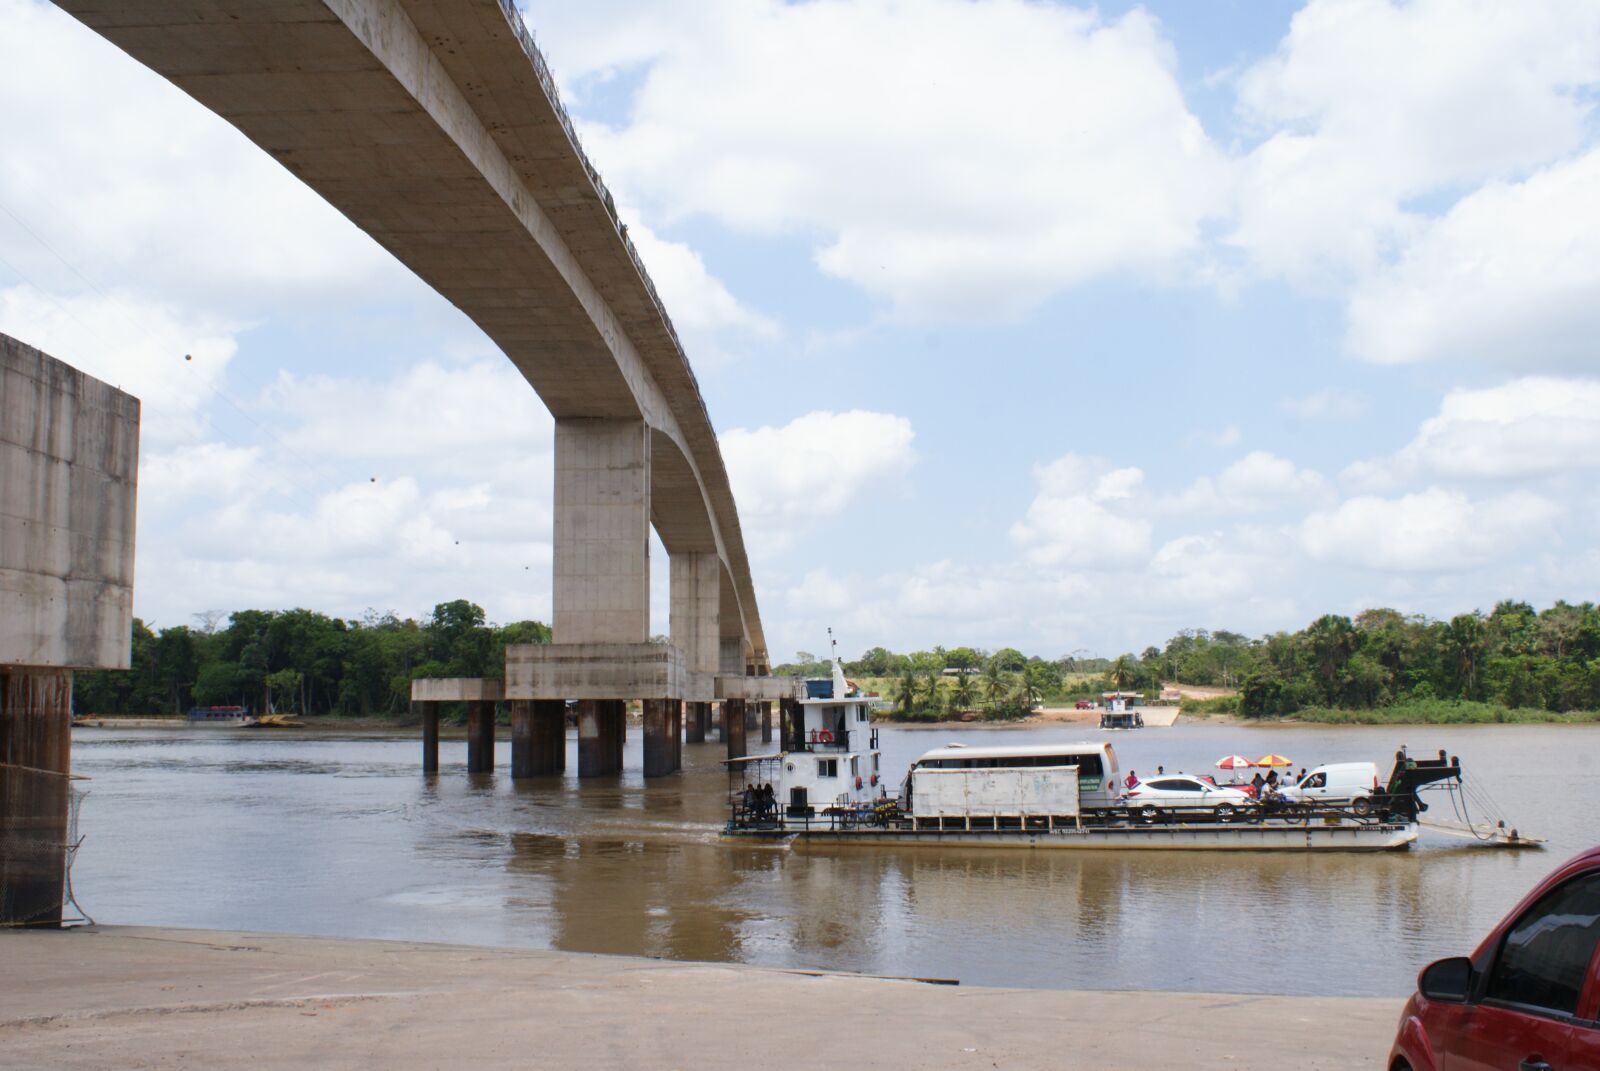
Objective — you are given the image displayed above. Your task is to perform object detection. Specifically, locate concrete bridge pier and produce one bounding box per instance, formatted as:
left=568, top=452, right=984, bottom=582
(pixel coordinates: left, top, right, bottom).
left=511, top=699, right=566, bottom=778
left=760, top=701, right=772, bottom=745
left=0, top=669, right=72, bottom=929
left=684, top=701, right=708, bottom=743
left=577, top=700, right=625, bottom=778
left=642, top=699, right=682, bottom=778
left=418, top=702, right=439, bottom=774
left=411, top=681, right=504, bottom=777
left=724, top=699, right=748, bottom=760
left=466, top=701, right=496, bottom=774
left=1, top=334, right=138, bottom=929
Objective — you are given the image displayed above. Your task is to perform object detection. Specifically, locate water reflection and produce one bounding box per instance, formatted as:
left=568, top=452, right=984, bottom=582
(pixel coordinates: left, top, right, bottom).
left=65, top=723, right=1592, bottom=995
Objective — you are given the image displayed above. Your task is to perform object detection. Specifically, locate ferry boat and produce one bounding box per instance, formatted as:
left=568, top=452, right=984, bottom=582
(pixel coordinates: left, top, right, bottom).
left=726, top=687, right=1461, bottom=852
left=185, top=705, right=257, bottom=727
left=1098, top=691, right=1145, bottom=730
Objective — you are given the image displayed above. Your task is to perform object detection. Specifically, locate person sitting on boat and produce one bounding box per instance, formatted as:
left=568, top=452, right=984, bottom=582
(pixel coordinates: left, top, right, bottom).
left=742, top=784, right=758, bottom=818
left=1250, top=771, right=1265, bottom=795
left=1265, top=769, right=1279, bottom=789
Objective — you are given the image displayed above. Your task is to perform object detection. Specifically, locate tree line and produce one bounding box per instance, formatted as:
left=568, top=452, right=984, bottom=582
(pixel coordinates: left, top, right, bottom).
left=80, top=597, right=1600, bottom=719
left=776, top=598, right=1600, bottom=720
left=73, top=600, right=551, bottom=717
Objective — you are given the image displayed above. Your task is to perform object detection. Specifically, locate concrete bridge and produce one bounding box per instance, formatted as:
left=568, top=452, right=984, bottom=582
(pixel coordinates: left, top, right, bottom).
left=56, top=0, right=802, bottom=777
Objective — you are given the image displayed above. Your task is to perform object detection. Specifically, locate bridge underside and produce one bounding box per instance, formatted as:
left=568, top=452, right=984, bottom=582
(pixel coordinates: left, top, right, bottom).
left=59, top=0, right=772, bottom=675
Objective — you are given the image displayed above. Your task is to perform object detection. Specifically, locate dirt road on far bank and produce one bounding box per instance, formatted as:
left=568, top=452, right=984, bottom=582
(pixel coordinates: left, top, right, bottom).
left=2, top=927, right=1399, bottom=1069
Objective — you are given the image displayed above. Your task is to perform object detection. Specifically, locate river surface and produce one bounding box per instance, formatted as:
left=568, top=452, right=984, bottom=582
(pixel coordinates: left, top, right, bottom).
left=68, top=722, right=1596, bottom=996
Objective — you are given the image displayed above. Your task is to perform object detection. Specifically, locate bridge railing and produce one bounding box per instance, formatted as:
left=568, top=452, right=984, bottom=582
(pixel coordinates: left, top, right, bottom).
left=494, top=0, right=696, bottom=391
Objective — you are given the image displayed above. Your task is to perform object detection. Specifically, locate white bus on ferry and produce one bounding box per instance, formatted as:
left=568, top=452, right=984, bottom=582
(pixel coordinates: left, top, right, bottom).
left=900, top=742, right=1123, bottom=817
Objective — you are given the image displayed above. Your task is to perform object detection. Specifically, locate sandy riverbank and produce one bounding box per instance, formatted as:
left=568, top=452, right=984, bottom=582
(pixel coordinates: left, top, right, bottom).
left=1, top=926, right=1398, bottom=1069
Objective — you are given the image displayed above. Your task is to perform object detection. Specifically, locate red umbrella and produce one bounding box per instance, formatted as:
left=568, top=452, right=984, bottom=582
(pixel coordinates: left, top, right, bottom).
left=1215, top=754, right=1253, bottom=770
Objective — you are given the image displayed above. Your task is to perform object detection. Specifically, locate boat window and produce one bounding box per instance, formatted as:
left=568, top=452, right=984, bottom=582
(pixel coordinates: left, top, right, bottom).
left=850, top=756, right=859, bottom=776
left=858, top=709, right=867, bottom=722
left=873, top=754, right=880, bottom=772
left=817, top=758, right=838, bottom=778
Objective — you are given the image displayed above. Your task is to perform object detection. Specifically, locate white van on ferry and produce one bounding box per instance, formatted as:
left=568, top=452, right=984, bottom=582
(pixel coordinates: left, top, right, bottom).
left=1280, top=762, right=1380, bottom=812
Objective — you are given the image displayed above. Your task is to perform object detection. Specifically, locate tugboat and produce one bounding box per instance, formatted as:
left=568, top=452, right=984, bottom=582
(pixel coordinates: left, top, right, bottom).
left=726, top=651, right=884, bottom=829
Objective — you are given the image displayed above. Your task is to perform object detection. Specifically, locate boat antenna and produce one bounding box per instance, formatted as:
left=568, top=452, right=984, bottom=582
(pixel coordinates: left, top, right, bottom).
left=829, top=627, right=839, bottom=665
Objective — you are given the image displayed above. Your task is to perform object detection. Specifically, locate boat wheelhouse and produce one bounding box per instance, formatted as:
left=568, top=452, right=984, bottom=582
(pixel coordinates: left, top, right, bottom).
left=728, top=658, right=882, bottom=825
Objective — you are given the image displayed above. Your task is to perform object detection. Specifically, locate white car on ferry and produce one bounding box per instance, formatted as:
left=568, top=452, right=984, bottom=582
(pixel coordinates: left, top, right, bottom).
left=1124, top=775, right=1251, bottom=821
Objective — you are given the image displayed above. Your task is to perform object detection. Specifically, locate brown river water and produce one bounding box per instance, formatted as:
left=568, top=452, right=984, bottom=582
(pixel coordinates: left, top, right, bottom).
left=68, top=721, right=1597, bottom=995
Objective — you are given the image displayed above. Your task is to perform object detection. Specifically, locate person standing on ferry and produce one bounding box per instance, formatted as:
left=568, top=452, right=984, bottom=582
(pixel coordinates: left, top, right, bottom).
left=1124, top=769, right=1139, bottom=790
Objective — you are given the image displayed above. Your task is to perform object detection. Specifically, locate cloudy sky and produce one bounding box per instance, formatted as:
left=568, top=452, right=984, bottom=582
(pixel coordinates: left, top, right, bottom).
left=4, top=0, right=1600, bottom=663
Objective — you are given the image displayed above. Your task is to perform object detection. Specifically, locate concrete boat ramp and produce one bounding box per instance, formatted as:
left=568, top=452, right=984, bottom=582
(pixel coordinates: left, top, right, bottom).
left=0, top=926, right=1400, bottom=1070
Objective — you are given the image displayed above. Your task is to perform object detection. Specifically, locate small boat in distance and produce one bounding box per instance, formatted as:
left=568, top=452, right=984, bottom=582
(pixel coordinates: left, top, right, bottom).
left=1099, top=691, right=1145, bottom=730
left=185, top=705, right=256, bottom=727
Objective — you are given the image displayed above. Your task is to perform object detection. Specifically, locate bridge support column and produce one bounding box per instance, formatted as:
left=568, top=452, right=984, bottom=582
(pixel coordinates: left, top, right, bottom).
left=512, top=699, right=567, bottom=778
left=510, top=700, right=533, bottom=778
left=554, top=420, right=650, bottom=645
left=759, top=701, right=772, bottom=744
left=724, top=699, right=747, bottom=760
left=643, top=699, right=681, bottom=778
left=467, top=700, right=495, bottom=774
left=578, top=700, right=625, bottom=777
left=684, top=701, right=706, bottom=743
left=1, top=668, right=71, bottom=929
left=534, top=699, right=566, bottom=775
left=419, top=701, right=439, bottom=774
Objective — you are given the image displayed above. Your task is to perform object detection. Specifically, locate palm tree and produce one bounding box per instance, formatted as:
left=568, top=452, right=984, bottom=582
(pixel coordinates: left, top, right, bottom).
left=948, top=672, right=977, bottom=714
left=895, top=669, right=918, bottom=716
left=1107, top=655, right=1137, bottom=691
left=982, top=659, right=1007, bottom=705
left=918, top=671, right=943, bottom=711
left=1445, top=613, right=1485, bottom=699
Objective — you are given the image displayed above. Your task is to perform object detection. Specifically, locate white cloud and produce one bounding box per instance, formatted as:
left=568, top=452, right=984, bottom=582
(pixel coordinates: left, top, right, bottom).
left=0, top=285, right=239, bottom=444
left=721, top=409, right=915, bottom=552
left=1281, top=389, right=1369, bottom=421
left=1346, top=149, right=1600, bottom=367
left=1148, top=532, right=1279, bottom=605
left=1009, top=454, right=1153, bottom=567
left=1164, top=451, right=1330, bottom=515
left=141, top=442, right=264, bottom=506
left=1230, top=0, right=1600, bottom=284
left=1345, top=377, right=1600, bottom=488
left=549, top=0, right=1229, bottom=320
left=626, top=222, right=778, bottom=363
left=267, top=360, right=554, bottom=466
left=1300, top=487, right=1561, bottom=571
